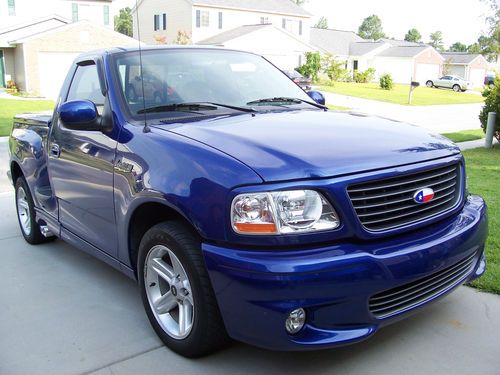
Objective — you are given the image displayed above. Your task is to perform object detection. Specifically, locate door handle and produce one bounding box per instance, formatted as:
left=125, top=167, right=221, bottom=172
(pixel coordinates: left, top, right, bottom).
left=50, top=144, right=61, bottom=158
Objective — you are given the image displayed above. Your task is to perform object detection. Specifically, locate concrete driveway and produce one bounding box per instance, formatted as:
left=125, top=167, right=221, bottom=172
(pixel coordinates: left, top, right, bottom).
left=324, top=92, right=484, bottom=134
left=1, top=139, right=499, bottom=375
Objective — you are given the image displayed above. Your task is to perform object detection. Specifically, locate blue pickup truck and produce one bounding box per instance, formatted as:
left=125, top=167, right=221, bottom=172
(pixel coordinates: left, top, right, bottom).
left=8, top=47, right=487, bottom=357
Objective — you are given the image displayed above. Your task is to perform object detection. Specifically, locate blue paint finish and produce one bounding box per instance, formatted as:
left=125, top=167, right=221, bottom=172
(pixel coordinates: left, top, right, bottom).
left=202, top=195, right=487, bottom=349
left=59, top=100, right=98, bottom=125
left=8, top=47, right=489, bottom=351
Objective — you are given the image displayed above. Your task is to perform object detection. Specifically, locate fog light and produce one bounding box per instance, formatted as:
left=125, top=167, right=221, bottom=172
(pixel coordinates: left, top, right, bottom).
left=476, top=253, right=486, bottom=276
left=285, top=308, right=306, bottom=334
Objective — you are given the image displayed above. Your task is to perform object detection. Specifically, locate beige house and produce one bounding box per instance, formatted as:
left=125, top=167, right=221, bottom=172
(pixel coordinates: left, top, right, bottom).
left=132, top=0, right=312, bottom=45
left=0, top=17, right=139, bottom=98
left=441, top=52, right=489, bottom=87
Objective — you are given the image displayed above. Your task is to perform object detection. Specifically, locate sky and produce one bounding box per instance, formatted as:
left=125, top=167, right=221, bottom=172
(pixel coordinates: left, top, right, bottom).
left=115, top=0, right=493, bottom=47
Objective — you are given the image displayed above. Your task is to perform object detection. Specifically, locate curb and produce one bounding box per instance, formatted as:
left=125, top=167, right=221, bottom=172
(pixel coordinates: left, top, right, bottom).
left=0, top=137, right=8, bottom=143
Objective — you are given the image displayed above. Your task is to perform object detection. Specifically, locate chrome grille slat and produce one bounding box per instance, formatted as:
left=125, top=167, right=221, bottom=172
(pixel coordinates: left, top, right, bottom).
left=361, top=195, right=455, bottom=225
left=348, top=167, right=457, bottom=193
left=369, top=253, right=476, bottom=318
left=357, top=190, right=456, bottom=218
left=348, top=163, right=462, bottom=231
left=349, top=174, right=456, bottom=201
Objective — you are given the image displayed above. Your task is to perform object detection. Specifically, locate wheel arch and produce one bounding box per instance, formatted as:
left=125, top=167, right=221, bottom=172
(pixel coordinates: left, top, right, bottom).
left=10, top=160, right=23, bottom=183
left=127, top=200, right=201, bottom=276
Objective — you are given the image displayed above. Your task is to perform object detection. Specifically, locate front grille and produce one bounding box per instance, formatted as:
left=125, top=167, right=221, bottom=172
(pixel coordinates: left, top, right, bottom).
left=369, top=252, right=476, bottom=319
left=347, top=163, right=461, bottom=231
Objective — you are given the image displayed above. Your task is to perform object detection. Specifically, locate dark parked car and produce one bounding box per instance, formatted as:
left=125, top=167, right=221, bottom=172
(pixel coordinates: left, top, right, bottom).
left=484, top=73, right=496, bottom=88
left=283, top=69, right=312, bottom=91
left=9, top=46, right=487, bottom=358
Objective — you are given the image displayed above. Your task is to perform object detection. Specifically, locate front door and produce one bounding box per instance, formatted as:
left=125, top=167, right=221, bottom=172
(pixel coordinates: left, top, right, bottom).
left=48, top=61, right=118, bottom=256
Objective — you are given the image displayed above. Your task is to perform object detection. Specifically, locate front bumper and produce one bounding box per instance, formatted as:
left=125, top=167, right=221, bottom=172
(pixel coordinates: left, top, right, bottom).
left=202, top=195, right=487, bottom=350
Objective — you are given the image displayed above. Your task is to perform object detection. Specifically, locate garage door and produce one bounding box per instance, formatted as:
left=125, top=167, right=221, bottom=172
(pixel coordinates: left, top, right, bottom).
left=415, top=63, right=440, bottom=84
left=469, top=68, right=486, bottom=88
left=38, top=52, right=79, bottom=99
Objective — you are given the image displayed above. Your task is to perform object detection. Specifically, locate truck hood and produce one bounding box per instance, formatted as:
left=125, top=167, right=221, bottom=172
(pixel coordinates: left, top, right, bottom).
left=152, top=110, right=460, bottom=182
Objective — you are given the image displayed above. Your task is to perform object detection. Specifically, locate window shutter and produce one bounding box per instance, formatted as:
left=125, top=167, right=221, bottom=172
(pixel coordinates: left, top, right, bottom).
left=218, top=12, right=223, bottom=29
left=282, top=18, right=286, bottom=28
left=163, top=13, right=167, bottom=30
left=103, top=5, right=110, bottom=25
left=196, top=10, right=201, bottom=28
left=72, top=3, right=78, bottom=22
left=154, top=14, right=159, bottom=31
left=299, top=20, right=303, bottom=35
left=8, top=0, right=15, bottom=16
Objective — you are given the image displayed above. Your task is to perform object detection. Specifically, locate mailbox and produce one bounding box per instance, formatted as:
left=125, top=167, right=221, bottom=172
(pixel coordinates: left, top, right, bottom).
left=411, top=81, right=420, bottom=87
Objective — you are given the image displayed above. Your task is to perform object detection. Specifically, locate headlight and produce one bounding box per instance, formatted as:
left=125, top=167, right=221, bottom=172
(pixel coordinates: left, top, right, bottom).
left=231, top=190, right=340, bottom=235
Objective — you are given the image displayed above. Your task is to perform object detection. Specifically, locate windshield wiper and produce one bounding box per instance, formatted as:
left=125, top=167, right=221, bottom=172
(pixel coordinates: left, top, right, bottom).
left=137, top=102, right=219, bottom=114
left=246, top=97, right=327, bottom=110
left=138, top=102, right=256, bottom=115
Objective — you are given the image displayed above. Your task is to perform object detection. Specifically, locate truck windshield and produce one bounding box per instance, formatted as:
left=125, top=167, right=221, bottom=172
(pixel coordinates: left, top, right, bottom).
left=114, top=49, right=313, bottom=117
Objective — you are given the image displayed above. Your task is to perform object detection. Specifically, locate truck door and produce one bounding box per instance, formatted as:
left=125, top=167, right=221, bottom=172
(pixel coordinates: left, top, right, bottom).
left=48, top=60, right=118, bottom=256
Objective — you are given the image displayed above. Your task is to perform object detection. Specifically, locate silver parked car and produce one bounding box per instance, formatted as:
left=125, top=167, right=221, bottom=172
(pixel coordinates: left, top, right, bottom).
left=426, top=75, right=470, bottom=92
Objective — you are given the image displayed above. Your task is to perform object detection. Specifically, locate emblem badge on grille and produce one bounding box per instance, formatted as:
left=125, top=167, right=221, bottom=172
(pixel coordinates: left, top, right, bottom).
left=413, top=188, right=435, bottom=204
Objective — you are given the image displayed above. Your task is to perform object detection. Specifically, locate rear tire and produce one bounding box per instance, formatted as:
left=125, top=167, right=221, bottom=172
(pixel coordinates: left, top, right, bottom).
left=138, top=221, right=230, bottom=357
left=426, top=80, right=433, bottom=88
left=15, top=177, right=52, bottom=244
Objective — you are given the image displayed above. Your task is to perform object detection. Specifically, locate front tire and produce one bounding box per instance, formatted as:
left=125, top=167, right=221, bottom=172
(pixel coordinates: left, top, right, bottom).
left=15, top=177, right=51, bottom=244
left=138, top=221, right=229, bottom=357
left=453, top=84, right=461, bottom=92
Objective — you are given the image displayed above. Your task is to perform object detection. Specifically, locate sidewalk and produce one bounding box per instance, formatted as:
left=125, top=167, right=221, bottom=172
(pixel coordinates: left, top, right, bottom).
left=323, top=91, right=484, bottom=134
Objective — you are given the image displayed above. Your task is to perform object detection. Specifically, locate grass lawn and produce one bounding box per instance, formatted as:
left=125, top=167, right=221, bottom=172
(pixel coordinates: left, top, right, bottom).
left=0, top=99, right=54, bottom=137
left=464, top=144, right=500, bottom=294
left=327, top=104, right=351, bottom=111
left=441, top=129, right=485, bottom=143
left=319, top=82, right=485, bottom=106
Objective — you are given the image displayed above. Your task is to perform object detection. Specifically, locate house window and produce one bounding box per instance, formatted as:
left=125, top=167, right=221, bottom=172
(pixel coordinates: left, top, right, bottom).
left=8, top=0, right=15, bottom=16
left=353, top=60, right=358, bottom=71
left=103, top=5, right=109, bottom=25
left=201, top=10, right=209, bottom=27
left=218, top=12, right=222, bottom=29
left=154, top=14, right=166, bottom=31
left=196, top=10, right=200, bottom=27
left=72, top=3, right=78, bottom=22
left=260, top=17, right=269, bottom=24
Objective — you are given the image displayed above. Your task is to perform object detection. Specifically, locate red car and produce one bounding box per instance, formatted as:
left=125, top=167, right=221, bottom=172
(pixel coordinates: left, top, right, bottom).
left=283, top=70, right=312, bottom=91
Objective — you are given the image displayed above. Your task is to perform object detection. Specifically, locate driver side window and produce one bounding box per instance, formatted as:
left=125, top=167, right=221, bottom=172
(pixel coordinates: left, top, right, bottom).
left=67, top=63, right=105, bottom=113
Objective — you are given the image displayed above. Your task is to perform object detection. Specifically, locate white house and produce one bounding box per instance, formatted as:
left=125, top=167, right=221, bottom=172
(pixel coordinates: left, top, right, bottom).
left=197, top=24, right=317, bottom=70
left=441, top=52, right=489, bottom=87
left=0, top=0, right=118, bottom=29
left=132, top=0, right=312, bottom=45
left=311, top=29, right=444, bottom=84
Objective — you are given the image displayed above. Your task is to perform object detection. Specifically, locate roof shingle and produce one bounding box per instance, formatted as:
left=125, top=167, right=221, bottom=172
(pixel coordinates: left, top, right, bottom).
left=310, top=28, right=363, bottom=56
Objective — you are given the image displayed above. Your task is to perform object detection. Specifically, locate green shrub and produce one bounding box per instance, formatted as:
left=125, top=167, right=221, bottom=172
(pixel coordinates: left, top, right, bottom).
left=354, top=68, right=376, bottom=83
left=479, top=75, right=500, bottom=141
left=379, top=73, right=394, bottom=90
left=321, top=54, right=349, bottom=82
left=297, top=52, right=322, bottom=82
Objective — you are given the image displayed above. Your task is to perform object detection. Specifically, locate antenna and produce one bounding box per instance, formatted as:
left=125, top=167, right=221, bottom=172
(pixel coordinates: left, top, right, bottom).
left=135, top=0, right=150, bottom=133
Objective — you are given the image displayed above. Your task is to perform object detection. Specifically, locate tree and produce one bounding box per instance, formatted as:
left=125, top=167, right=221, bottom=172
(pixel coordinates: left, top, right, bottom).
left=428, top=31, right=444, bottom=51
left=297, top=52, right=321, bottom=82
left=358, top=15, right=385, bottom=40
left=290, top=0, right=307, bottom=6
left=114, top=7, right=133, bottom=37
left=314, top=16, right=328, bottom=29
left=478, top=0, right=499, bottom=62
left=404, top=28, right=421, bottom=43
left=448, top=42, right=467, bottom=52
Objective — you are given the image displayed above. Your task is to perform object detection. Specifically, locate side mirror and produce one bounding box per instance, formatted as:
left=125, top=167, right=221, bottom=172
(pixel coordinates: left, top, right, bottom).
left=307, top=90, right=326, bottom=105
left=59, top=100, right=101, bottom=131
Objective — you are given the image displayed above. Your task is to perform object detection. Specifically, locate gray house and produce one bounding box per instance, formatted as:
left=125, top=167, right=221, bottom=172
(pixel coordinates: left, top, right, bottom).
left=441, top=52, right=488, bottom=87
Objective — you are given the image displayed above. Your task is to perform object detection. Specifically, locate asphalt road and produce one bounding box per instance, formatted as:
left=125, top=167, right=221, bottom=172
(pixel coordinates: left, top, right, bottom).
left=0, top=139, right=499, bottom=374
